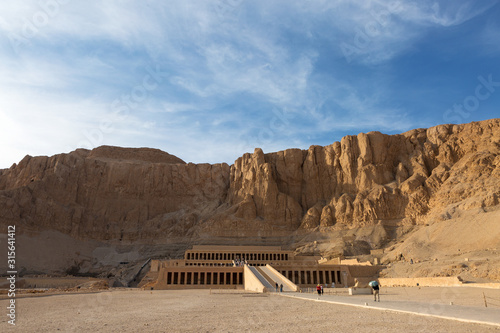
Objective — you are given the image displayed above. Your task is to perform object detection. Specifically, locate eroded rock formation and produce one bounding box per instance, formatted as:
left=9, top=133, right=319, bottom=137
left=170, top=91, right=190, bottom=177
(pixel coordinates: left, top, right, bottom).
left=0, top=146, right=230, bottom=241
left=0, top=119, right=499, bottom=275
left=218, top=119, right=499, bottom=235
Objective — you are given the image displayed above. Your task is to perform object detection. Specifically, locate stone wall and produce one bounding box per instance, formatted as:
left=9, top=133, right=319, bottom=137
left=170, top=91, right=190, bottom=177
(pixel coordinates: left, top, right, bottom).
left=379, top=277, right=462, bottom=287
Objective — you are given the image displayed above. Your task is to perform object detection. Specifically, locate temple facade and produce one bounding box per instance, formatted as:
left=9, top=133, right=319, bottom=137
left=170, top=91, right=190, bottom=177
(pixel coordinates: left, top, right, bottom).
left=140, top=245, right=379, bottom=292
left=184, top=245, right=293, bottom=266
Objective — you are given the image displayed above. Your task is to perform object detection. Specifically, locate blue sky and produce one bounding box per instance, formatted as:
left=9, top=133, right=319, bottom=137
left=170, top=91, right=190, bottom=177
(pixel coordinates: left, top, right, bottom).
left=0, top=0, right=499, bottom=168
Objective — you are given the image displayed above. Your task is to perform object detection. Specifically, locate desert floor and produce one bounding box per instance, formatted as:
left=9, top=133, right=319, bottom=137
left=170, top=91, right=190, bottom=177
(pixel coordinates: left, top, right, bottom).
left=2, top=287, right=500, bottom=332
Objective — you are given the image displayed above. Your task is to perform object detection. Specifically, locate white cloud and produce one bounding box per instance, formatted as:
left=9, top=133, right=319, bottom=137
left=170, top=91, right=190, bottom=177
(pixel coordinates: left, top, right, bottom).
left=159, top=102, right=199, bottom=114
left=0, top=1, right=496, bottom=168
left=399, top=1, right=495, bottom=27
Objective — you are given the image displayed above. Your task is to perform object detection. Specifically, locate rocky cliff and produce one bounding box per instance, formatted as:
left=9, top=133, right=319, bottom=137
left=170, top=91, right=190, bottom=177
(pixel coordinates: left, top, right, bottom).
left=0, top=119, right=499, bottom=277
left=0, top=146, right=230, bottom=241
left=203, top=119, right=499, bottom=236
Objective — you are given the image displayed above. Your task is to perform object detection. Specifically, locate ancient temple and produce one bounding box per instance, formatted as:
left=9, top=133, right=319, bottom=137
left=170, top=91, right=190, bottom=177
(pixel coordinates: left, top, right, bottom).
left=140, top=245, right=379, bottom=292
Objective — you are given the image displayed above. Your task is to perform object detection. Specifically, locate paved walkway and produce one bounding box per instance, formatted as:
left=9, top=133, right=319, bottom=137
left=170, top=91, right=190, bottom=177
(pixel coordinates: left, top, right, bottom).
left=278, top=291, right=500, bottom=327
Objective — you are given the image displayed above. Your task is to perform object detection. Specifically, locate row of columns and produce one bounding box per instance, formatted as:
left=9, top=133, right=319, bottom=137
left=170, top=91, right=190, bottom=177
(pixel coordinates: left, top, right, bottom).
left=186, top=252, right=289, bottom=261
left=186, top=263, right=233, bottom=267
left=165, top=271, right=244, bottom=286
left=280, top=270, right=344, bottom=286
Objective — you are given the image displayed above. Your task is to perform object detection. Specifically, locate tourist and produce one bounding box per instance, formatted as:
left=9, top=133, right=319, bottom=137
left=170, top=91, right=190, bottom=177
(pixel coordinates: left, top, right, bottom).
left=280, top=284, right=283, bottom=293
left=316, top=284, right=321, bottom=296
left=370, top=282, right=380, bottom=302
left=321, top=285, right=324, bottom=295
left=275, top=282, right=279, bottom=292
left=331, top=281, right=335, bottom=288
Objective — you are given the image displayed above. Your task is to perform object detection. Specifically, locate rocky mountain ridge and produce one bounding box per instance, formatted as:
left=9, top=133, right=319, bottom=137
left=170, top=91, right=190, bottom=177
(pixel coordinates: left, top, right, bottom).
left=0, top=119, right=499, bottom=278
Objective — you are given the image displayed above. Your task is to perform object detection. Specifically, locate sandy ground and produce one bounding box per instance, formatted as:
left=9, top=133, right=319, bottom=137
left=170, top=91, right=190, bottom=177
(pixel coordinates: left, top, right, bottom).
left=1, top=287, right=499, bottom=332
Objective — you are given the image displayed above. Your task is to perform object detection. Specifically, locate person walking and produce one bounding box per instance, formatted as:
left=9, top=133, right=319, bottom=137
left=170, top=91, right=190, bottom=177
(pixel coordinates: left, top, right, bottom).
left=280, top=284, right=283, bottom=293
left=369, top=281, right=380, bottom=302
left=275, top=282, right=279, bottom=292
left=316, top=284, right=322, bottom=296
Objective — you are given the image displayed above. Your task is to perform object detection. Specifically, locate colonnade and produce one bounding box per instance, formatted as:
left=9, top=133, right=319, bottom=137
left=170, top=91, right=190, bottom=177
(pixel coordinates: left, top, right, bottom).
left=164, top=270, right=244, bottom=286
left=279, top=269, right=344, bottom=286
left=185, top=251, right=289, bottom=261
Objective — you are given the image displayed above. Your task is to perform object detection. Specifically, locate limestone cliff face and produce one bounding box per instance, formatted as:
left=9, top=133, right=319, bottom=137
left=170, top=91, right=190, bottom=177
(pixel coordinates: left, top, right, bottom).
left=0, top=119, right=499, bottom=245
left=221, top=119, right=499, bottom=234
left=0, top=146, right=230, bottom=242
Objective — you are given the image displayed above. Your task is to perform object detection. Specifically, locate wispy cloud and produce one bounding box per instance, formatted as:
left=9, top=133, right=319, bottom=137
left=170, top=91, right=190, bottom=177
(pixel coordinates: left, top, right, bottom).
left=0, top=1, right=497, bottom=168
left=399, top=1, right=496, bottom=27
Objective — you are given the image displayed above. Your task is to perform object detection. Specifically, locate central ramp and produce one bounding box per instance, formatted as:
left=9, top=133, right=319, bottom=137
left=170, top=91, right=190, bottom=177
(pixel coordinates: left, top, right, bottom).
left=259, top=265, right=298, bottom=292
left=244, top=265, right=298, bottom=292
left=246, top=266, right=274, bottom=292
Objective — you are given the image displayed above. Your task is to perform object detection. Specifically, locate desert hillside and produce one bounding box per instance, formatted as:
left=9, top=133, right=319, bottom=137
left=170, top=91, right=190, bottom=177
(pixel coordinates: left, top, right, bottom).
left=0, top=119, right=499, bottom=283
